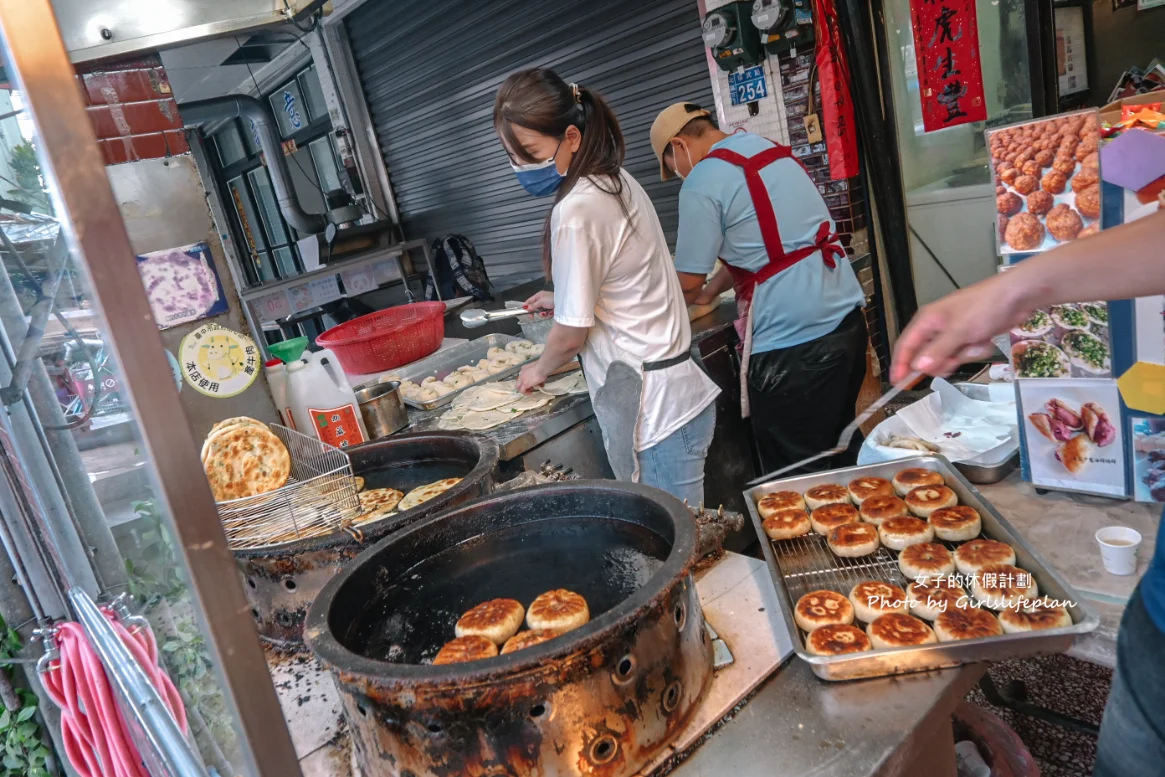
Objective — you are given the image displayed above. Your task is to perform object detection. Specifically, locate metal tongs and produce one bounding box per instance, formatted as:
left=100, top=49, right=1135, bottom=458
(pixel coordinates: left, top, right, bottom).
left=746, top=371, right=925, bottom=486
left=459, top=307, right=543, bottom=328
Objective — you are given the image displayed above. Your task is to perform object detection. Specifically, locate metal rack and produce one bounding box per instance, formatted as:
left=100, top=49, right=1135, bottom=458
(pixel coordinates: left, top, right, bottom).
left=216, top=425, right=360, bottom=550
left=746, top=455, right=1099, bottom=681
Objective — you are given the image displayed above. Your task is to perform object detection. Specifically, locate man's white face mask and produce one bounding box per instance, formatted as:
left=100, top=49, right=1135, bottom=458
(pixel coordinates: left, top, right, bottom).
left=673, top=142, right=695, bottom=180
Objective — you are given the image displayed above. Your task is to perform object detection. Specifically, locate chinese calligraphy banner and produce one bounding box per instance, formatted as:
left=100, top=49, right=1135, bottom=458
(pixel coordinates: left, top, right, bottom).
left=813, top=0, right=859, bottom=180
left=908, top=0, right=987, bottom=132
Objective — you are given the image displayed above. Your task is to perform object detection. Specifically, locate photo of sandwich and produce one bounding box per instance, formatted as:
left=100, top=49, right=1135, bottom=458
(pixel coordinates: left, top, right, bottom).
left=1009, top=302, right=1111, bottom=378
left=1019, top=380, right=1126, bottom=497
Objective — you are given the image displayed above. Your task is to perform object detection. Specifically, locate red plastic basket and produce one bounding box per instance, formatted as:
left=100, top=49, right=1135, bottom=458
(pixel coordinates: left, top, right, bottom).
left=316, top=301, right=446, bottom=374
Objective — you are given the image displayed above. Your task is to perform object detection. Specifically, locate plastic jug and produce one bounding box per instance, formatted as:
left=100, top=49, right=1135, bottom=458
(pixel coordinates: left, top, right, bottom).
left=264, top=359, right=294, bottom=430
left=285, top=348, right=368, bottom=449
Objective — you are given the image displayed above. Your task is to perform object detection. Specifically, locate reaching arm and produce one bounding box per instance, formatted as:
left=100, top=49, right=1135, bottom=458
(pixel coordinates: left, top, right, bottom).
left=516, top=323, right=586, bottom=393
left=695, top=265, right=733, bottom=304
left=891, top=210, right=1165, bottom=382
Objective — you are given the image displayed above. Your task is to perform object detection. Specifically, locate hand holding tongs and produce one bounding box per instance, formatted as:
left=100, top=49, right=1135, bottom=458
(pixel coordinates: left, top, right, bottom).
left=459, top=307, right=548, bottom=328
left=746, top=371, right=926, bottom=486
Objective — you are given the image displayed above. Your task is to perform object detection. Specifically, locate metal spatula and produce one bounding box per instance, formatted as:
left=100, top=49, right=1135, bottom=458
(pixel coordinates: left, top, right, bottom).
left=745, top=371, right=925, bottom=486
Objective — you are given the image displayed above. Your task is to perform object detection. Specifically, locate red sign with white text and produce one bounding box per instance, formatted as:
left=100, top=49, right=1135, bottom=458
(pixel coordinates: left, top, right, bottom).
left=909, top=0, right=987, bottom=132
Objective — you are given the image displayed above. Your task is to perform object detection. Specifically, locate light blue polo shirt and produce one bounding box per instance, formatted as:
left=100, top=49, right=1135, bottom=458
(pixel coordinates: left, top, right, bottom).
left=673, top=132, right=865, bottom=354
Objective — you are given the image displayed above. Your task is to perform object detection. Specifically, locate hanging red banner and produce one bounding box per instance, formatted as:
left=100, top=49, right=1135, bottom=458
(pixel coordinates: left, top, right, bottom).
left=813, top=0, right=860, bottom=180
left=908, top=0, right=987, bottom=132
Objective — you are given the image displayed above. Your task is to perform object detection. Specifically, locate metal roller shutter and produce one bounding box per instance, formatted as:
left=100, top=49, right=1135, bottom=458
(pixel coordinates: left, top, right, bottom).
left=345, top=0, right=715, bottom=288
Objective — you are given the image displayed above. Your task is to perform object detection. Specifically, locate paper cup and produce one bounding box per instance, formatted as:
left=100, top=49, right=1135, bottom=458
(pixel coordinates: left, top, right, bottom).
left=1095, top=526, right=1142, bottom=576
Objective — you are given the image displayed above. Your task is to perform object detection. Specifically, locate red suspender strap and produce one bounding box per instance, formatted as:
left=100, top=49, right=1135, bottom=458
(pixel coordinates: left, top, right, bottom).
left=705, top=145, right=792, bottom=267
left=705, top=143, right=843, bottom=288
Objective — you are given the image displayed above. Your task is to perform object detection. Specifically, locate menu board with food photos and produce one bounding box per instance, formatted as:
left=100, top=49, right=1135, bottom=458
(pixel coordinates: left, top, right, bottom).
left=1009, top=302, right=1112, bottom=378
left=986, top=109, right=1103, bottom=255
left=1018, top=379, right=1126, bottom=497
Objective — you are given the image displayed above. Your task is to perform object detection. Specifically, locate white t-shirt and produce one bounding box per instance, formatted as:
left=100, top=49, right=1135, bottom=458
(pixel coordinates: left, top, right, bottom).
left=551, top=169, right=720, bottom=451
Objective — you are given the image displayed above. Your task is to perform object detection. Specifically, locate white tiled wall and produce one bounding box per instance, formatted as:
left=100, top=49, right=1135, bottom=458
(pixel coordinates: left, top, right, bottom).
left=702, top=0, right=790, bottom=144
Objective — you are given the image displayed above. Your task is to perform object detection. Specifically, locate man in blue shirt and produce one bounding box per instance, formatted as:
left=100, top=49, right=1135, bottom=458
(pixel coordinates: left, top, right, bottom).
left=890, top=209, right=1165, bottom=777
left=650, top=103, right=868, bottom=474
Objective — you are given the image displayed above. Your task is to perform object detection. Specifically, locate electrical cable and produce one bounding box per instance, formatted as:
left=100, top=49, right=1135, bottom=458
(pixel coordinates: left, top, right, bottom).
left=908, top=223, right=962, bottom=290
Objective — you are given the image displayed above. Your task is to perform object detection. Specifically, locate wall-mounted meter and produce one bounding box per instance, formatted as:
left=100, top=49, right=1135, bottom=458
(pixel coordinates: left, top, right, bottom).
left=751, top=0, right=815, bottom=56
left=703, top=1, right=763, bottom=72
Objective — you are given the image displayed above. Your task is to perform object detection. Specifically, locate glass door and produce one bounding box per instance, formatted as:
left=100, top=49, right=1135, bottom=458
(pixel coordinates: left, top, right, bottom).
left=881, top=0, right=1044, bottom=305
left=0, top=2, right=301, bottom=775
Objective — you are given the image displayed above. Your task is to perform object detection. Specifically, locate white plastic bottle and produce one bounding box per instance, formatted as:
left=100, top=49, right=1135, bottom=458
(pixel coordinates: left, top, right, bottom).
left=284, top=348, right=368, bottom=449
left=264, top=358, right=295, bottom=430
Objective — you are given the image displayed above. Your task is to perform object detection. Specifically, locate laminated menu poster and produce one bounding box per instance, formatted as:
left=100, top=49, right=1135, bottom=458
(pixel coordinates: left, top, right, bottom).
left=136, top=242, right=229, bottom=330
left=1131, top=417, right=1165, bottom=501
left=1009, top=302, right=1112, bottom=378
left=1019, top=379, right=1126, bottom=497
left=986, top=110, right=1103, bottom=256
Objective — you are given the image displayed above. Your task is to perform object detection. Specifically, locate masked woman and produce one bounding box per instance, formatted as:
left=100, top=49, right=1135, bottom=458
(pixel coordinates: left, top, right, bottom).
left=494, top=68, right=719, bottom=505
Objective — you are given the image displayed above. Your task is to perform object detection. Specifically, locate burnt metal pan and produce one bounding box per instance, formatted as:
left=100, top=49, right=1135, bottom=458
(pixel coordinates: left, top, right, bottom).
left=235, top=431, right=500, bottom=645
left=304, top=481, right=713, bottom=777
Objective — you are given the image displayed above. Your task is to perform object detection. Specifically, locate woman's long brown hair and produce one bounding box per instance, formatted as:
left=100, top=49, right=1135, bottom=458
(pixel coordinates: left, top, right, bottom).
left=494, top=68, right=628, bottom=276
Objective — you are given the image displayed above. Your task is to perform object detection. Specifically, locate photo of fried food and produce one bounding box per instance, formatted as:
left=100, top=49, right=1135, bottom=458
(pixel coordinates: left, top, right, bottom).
left=1045, top=204, right=1083, bottom=242
left=1041, top=171, right=1068, bottom=194
left=1076, top=184, right=1101, bottom=220
left=1027, top=190, right=1054, bottom=217
left=1005, top=213, right=1045, bottom=251
left=997, top=192, right=1023, bottom=216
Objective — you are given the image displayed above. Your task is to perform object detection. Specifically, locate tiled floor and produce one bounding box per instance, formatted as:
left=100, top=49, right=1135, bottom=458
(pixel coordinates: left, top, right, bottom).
left=967, top=654, right=1113, bottom=777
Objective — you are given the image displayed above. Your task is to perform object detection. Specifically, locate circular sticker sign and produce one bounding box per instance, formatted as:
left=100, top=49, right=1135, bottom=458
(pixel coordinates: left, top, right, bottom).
left=178, top=323, right=259, bottom=398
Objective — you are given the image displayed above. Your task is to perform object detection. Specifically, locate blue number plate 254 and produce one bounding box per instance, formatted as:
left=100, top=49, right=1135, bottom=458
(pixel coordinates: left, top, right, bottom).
left=727, top=66, right=768, bottom=106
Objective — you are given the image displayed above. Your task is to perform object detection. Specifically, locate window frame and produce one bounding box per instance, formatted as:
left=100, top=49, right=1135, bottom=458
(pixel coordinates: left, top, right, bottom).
left=207, top=63, right=340, bottom=289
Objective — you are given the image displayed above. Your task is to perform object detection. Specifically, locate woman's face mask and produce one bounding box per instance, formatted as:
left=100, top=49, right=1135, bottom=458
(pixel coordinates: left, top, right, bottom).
left=510, top=140, right=564, bottom=197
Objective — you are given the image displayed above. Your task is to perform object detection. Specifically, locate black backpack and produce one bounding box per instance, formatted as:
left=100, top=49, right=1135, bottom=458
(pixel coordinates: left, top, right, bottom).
left=425, top=234, right=493, bottom=302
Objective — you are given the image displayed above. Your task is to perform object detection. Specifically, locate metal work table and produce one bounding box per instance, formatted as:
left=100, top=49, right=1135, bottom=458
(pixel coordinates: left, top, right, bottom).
left=672, top=661, right=982, bottom=777
left=406, top=391, right=595, bottom=462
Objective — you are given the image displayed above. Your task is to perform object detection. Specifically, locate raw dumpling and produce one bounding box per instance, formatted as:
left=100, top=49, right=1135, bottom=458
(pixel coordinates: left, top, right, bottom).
left=429, top=382, right=453, bottom=397
left=418, top=387, right=439, bottom=401
left=466, top=368, right=490, bottom=382
left=486, top=346, right=508, bottom=360
left=422, top=376, right=439, bottom=386
left=528, top=344, right=545, bottom=356
left=477, top=359, right=491, bottom=371
left=444, top=372, right=473, bottom=389
left=505, top=339, right=534, bottom=354
left=486, top=359, right=510, bottom=374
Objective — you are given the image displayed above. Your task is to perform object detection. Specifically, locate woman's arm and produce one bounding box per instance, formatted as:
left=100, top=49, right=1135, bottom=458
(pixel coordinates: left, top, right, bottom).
left=891, top=210, right=1165, bottom=382
left=516, top=323, right=587, bottom=393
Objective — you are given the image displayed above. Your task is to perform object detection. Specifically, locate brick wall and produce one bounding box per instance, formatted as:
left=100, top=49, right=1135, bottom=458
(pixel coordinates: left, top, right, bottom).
left=699, top=0, right=885, bottom=372
left=74, top=55, right=189, bottom=165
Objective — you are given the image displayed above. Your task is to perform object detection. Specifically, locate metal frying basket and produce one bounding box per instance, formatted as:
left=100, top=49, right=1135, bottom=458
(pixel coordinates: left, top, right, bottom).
left=215, top=425, right=360, bottom=550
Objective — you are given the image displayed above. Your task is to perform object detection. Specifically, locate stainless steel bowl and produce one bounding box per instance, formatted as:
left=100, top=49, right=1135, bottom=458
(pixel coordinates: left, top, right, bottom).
left=355, top=381, right=409, bottom=439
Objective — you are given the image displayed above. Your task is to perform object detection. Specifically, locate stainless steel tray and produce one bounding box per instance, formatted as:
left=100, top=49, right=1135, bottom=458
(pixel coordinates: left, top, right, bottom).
left=744, top=455, right=1098, bottom=681
left=389, top=334, right=529, bottom=411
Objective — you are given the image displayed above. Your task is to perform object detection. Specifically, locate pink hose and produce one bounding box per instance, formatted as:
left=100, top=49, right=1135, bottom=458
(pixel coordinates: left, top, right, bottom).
left=40, top=610, right=188, bottom=777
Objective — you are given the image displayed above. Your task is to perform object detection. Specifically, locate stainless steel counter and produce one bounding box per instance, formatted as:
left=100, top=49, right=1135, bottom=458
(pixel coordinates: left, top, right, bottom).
left=671, top=661, right=982, bottom=777
left=405, top=391, right=595, bottom=462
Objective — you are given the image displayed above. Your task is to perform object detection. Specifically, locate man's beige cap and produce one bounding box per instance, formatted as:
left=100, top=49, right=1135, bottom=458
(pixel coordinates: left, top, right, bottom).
left=650, top=103, right=710, bottom=181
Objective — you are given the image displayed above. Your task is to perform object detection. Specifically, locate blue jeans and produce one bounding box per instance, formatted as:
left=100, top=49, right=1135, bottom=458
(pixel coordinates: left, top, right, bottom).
left=637, top=402, right=716, bottom=506
left=1093, top=585, right=1165, bottom=776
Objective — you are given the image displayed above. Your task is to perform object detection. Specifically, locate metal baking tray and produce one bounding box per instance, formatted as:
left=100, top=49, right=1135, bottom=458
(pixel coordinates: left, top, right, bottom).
left=744, top=455, right=1098, bottom=681
left=391, top=334, right=530, bottom=411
